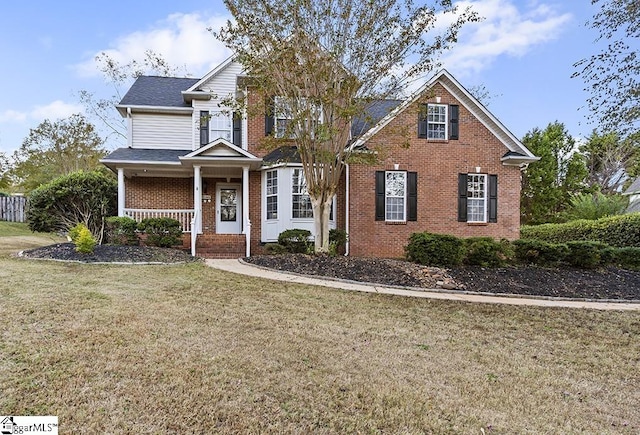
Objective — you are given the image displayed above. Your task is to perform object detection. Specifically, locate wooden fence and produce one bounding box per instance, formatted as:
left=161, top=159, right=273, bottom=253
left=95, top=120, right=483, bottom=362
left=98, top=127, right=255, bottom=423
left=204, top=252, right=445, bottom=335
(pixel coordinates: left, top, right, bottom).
left=0, top=196, right=28, bottom=222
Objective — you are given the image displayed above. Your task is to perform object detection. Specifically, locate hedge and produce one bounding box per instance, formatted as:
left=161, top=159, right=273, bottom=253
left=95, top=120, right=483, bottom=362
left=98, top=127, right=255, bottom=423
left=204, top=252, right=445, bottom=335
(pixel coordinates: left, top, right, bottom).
left=405, top=232, right=465, bottom=266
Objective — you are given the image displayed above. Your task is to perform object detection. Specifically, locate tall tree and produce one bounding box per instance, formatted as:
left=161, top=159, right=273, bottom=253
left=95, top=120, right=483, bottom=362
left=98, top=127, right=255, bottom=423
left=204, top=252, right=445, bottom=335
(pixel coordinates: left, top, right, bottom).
left=10, top=114, right=107, bottom=192
left=521, top=122, right=589, bottom=225
left=0, top=152, right=10, bottom=190
left=573, top=0, right=640, bottom=136
left=580, top=130, right=638, bottom=193
left=216, top=0, right=478, bottom=252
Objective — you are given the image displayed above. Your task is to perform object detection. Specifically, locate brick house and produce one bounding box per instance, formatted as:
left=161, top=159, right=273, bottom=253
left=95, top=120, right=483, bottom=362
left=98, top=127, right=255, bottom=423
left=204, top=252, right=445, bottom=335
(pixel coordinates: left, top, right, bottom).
left=101, top=56, right=538, bottom=258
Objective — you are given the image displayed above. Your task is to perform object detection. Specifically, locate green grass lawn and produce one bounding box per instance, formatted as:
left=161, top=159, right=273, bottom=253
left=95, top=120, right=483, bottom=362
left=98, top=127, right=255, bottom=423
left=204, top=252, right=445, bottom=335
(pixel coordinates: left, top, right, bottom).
left=1, top=233, right=639, bottom=433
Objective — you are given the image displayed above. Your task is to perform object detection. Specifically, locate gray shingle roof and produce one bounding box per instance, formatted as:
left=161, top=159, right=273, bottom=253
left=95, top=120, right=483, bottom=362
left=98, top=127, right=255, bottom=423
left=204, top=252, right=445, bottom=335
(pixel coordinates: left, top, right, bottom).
left=119, top=76, right=200, bottom=107
left=263, top=146, right=301, bottom=164
left=624, top=177, right=640, bottom=195
left=102, top=148, right=189, bottom=163
left=351, top=99, right=403, bottom=138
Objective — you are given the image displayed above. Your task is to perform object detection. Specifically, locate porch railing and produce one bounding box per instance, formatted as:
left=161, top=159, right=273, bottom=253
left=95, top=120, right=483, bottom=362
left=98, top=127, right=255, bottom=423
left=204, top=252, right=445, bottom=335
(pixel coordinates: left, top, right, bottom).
left=123, top=208, right=195, bottom=233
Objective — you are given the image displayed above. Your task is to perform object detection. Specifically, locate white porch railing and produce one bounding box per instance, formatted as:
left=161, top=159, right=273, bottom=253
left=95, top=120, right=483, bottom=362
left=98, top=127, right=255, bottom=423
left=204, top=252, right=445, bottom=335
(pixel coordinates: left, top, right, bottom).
left=123, top=208, right=195, bottom=233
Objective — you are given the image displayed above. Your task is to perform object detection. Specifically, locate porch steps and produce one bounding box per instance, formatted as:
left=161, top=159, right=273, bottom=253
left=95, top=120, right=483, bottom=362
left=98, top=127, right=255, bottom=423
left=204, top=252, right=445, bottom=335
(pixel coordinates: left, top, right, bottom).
left=195, top=234, right=245, bottom=259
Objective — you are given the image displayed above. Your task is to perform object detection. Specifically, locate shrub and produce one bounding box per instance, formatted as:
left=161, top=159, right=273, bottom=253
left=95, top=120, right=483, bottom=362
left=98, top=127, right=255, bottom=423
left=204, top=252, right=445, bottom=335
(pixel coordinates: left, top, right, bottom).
left=560, top=192, right=628, bottom=222
left=405, top=232, right=465, bottom=266
left=105, top=216, right=139, bottom=246
left=520, top=214, right=640, bottom=247
left=27, top=170, right=117, bottom=243
left=512, top=239, right=568, bottom=267
left=68, top=223, right=84, bottom=243
left=73, top=224, right=96, bottom=254
left=278, top=229, right=312, bottom=254
left=264, top=243, right=289, bottom=255
left=329, top=228, right=348, bottom=256
left=138, top=217, right=183, bottom=248
left=614, top=247, right=640, bottom=271
left=463, top=237, right=511, bottom=267
left=565, top=241, right=610, bottom=269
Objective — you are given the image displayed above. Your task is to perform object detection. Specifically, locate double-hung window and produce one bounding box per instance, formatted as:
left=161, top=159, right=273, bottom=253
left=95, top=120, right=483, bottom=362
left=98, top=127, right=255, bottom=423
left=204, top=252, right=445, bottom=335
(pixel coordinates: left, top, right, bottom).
left=458, top=173, right=498, bottom=223
left=266, top=97, right=322, bottom=139
left=200, top=110, right=232, bottom=145
left=427, top=104, right=447, bottom=139
left=266, top=170, right=278, bottom=220
left=418, top=104, right=459, bottom=140
left=385, top=171, right=407, bottom=221
left=466, top=174, right=487, bottom=223
left=292, top=168, right=313, bottom=218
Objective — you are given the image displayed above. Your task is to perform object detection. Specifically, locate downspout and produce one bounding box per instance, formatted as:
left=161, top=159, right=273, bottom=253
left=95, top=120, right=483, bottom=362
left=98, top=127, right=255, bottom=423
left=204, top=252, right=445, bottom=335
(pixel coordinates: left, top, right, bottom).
left=344, top=163, right=350, bottom=256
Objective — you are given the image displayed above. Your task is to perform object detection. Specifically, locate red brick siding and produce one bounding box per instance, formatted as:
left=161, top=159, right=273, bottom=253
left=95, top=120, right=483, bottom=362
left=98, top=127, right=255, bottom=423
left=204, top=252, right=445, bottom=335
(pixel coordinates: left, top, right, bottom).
left=125, top=177, right=192, bottom=209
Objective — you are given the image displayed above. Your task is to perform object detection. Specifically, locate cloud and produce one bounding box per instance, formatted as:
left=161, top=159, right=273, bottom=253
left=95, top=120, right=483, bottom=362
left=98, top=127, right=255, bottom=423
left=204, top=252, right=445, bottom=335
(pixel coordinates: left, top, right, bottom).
left=438, top=0, right=572, bottom=75
left=0, top=110, right=27, bottom=123
left=74, top=12, right=232, bottom=78
left=0, top=101, right=84, bottom=125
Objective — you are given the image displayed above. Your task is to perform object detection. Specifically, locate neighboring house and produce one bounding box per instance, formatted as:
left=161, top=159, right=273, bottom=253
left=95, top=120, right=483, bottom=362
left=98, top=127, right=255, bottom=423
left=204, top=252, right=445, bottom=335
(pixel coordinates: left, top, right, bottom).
left=623, top=177, right=640, bottom=213
left=101, top=56, right=538, bottom=258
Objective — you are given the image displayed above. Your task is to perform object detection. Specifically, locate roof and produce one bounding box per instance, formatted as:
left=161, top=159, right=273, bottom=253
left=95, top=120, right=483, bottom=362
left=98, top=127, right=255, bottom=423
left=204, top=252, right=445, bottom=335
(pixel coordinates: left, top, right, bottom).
left=101, top=148, right=189, bottom=164
left=262, top=146, right=301, bottom=164
left=119, top=76, right=199, bottom=107
left=623, top=177, right=640, bottom=195
left=352, top=99, right=403, bottom=138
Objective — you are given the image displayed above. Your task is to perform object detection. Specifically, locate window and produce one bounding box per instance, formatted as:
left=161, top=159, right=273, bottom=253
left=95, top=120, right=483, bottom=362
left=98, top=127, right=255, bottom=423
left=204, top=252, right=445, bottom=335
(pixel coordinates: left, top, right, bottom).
left=427, top=104, right=447, bottom=140
left=209, top=110, right=232, bottom=142
left=266, top=170, right=278, bottom=220
left=375, top=171, right=417, bottom=222
left=292, top=169, right=313, bottom=218
left=385, top=171, right=406, bottom=221
left=458, top=173, right=497, bottom=223
left=200, top=111, right=209, bottom=146
left=266, top=97, right=322, bottom=139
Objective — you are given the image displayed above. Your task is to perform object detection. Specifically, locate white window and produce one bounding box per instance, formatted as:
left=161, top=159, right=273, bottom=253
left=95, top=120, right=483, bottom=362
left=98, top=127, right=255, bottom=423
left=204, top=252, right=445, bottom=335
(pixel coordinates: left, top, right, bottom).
left=385, top=171, right=406, bottom=221
left=292, top=168, right=313, bottom=218
left=427, top=104, right=447, bottom=140
left=273, top=97, right=322, bottom=139
left=266, top=170, right=278, bottom=220
left=209, top=110, right=232, bottom=142
left=467, top=174, right=487, bottom=223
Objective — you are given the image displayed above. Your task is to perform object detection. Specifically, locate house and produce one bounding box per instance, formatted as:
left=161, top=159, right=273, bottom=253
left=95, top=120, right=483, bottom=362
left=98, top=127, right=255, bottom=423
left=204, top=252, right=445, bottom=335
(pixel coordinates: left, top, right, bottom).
left=101, top=56, right=538, bottom=258
left=623, top=177, right=640, bottom=213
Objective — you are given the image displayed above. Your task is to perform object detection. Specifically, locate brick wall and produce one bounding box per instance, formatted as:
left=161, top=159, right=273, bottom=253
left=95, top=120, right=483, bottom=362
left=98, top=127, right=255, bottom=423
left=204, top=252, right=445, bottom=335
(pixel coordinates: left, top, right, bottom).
left=348, top=84, right=522, bottom=258
left=126, top=177, right=193, bottom=209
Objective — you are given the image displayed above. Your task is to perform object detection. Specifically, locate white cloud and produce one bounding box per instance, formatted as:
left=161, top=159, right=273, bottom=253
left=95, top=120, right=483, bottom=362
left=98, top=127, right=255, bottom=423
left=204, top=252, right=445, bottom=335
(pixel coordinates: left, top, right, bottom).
left=74, top=12, right=232, bottom=78
left=438, top=0, right=572, bottom=75
left=0, top=110, right=28, bottom=123
left=30, top=100, right=84, bottom=121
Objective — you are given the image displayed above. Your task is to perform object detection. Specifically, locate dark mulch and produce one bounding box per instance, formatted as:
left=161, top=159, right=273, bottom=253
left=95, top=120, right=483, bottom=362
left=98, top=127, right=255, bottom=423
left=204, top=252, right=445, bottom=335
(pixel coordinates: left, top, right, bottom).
left=246, top=254, right=640, bottom=301
left=20, top=243, right=199, bottom=264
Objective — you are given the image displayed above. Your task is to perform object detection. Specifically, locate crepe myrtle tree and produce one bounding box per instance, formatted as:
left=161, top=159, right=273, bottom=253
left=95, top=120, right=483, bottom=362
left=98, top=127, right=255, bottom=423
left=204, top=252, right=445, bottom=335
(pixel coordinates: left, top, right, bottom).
left=215, top=0, right=479, bottom=253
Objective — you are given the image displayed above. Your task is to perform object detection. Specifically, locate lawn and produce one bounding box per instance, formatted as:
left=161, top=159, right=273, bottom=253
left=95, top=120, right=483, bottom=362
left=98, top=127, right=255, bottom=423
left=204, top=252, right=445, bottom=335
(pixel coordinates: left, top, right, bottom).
left=1, top=224, right=639, bottom=433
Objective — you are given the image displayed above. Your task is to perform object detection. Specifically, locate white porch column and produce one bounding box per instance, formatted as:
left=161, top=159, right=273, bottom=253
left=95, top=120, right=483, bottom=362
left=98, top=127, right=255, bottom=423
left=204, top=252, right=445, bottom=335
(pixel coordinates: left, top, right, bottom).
left=194, top=165, right=202, bottom=234
left=117, top=168, right=125, bottom=217
left=242, top=166, right=251, bottom=257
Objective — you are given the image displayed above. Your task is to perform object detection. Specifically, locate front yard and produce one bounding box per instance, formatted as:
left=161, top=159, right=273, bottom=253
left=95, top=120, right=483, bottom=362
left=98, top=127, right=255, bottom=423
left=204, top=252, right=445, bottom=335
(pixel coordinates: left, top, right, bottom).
left=1, top=229, right=639, bottom=433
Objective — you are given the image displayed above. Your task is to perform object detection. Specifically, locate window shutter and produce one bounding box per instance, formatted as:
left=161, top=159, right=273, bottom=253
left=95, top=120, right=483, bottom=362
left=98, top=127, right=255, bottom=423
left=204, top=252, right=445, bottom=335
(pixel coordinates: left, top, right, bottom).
left=458, top=173, right=468, bottom=222
left=265, top=97, right=275, bottom=136
left=233, top=112, right=242, bottom=146
left=488, top=174, right=498, bottom=223
left=375, top=171, right=385, bottom=221
left=418, top=104, right=428, bottom=138
left=449, top=105, right=459, bottom=140
left=200, top=111, right=209, bottom=146
left=407, top=172, right=417, bottom=221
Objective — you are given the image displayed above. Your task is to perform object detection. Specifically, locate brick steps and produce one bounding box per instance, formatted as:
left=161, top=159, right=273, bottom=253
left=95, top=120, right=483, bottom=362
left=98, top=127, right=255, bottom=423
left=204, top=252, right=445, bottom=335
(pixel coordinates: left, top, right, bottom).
left=193, top=234, right=245, bottom=259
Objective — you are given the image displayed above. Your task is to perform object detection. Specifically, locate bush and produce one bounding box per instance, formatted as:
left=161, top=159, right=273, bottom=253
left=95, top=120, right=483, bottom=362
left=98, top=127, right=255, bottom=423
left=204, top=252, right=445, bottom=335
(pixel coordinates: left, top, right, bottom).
left=27, top=170, right=117, bottom=243
left=512, top=239, right=569, bottom=267
left=613, top=247, right=640, bottom=271
left=138, top=217, right=183, bottom=248
left=264, top=243, right=289, bottom=255
left=565, top=241, right=610, bottom=269
left=329, top=228, right=348, bottom=256
left=73, top=223, right=96, bottom=254
left=68, top=222, right=84, bottom=243
left=405, top=232, right=465, bottom=266
left=278, top=229, right=312, bottom=254
left=560, top=192, right=628, bottom=222
left=463, top=237, right=512, bottom=267
left=520, top=213, right=640, bottom=247
left=105, top=216, right=139, bottom=246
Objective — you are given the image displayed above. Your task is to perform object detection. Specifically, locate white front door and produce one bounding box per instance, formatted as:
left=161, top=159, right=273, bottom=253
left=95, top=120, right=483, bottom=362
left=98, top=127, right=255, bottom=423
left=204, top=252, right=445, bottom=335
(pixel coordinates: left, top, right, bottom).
left=216, top=183, right=242, bottom=234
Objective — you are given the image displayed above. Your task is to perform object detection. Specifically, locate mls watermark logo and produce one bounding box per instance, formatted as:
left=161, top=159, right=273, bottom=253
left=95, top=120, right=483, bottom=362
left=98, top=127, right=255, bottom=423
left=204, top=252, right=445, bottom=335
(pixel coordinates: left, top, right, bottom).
left=0, top=416, right=58, bottom=434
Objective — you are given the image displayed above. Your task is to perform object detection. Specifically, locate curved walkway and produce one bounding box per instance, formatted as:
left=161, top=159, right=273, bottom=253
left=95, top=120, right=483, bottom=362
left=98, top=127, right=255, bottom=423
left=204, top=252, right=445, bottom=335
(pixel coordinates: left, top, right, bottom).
left=206, top=259, right=640, bottom=311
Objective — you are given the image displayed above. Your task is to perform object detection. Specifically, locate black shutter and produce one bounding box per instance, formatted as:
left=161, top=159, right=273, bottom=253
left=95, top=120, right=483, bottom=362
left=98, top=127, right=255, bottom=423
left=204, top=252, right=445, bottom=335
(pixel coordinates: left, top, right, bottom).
left=488, top=174, right=498, bottom=223
left=233, top=112, right=242, bottom=146
left=375, top=171, right=385, bottom=221
left=407, top=172, right=417, bottom=221
left=458, top=173, right=468, bottom=222
left=265, top=97, right=275, bottom=136
left=418, top=104, right=428, bottom=138
left=200, top=110, right=209, bottom=146
left=449, top=105, right=459, bottom=140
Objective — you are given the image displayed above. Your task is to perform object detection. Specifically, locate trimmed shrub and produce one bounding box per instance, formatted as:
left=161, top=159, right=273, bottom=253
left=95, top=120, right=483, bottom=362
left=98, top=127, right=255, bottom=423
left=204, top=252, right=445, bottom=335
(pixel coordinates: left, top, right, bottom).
left=405, top=232, right=465, bottom=266
left=521, top=213, right=640, bottom=247
left=512, top=239, right=569, bottom=267
left=565, top=241, right=609, bottom=269
left=73, top=224, right=96, bottom=254
left=329, top=228, right=348, bottom=256
left=105, top=216, right=139, bottom=246
left=68, top=222, right=84, bottom=243
left=264, top=243, right=289, bottom=255
left=138, top=217, right=182, bottom=248
left=614, top=247, right=640, bottom=271
left=463, top=237, right=511, bottom=267
left=278, top=229, right=312, bottom=254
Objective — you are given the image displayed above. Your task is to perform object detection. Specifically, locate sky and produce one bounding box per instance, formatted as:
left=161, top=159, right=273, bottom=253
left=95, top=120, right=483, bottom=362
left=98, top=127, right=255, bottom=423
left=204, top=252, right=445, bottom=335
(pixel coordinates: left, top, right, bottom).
left=0, top=0, right=611, bottom=156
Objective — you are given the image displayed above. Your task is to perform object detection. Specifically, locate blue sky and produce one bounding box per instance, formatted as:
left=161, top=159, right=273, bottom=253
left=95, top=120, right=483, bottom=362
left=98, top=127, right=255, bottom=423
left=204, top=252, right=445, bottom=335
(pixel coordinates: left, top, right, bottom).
left=0, top=0, right=607, bottom=155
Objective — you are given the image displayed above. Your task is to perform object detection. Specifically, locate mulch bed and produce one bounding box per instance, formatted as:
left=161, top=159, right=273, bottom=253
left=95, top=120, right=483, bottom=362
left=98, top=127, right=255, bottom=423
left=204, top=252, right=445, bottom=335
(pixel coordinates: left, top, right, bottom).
left=20, top=243, right=199, bottom=264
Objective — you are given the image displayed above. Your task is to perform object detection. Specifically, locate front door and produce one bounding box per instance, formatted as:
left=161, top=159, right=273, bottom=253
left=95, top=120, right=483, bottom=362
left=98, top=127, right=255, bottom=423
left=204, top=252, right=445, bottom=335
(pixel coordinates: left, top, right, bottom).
left=216, top=183, right=242, bottom=234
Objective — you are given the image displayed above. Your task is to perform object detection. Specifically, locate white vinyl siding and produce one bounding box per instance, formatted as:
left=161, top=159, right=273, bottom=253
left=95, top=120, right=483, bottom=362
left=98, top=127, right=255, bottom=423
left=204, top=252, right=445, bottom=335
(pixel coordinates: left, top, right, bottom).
left=200, top=62, right=244, bottom=101
left=131, top=113, right=192, bottom=149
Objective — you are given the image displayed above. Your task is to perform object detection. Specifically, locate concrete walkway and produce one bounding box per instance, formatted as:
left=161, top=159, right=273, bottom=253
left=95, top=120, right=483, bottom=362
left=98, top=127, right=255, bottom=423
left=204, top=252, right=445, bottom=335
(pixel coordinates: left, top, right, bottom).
left=206, top=259, right=640, bottom=311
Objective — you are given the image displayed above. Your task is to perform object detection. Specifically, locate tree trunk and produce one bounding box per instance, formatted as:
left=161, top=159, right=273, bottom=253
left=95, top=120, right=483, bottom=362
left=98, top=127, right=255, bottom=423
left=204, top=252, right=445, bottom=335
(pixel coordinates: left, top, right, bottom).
left=311, top=195, right=332, bottom=253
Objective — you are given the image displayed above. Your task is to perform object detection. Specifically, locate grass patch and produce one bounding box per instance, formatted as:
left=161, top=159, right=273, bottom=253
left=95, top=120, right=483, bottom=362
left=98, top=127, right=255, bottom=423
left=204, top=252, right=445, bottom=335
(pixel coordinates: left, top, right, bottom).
left=1, top=236, right=639, bottom=433
left=0, top=221, right=38, bottom=237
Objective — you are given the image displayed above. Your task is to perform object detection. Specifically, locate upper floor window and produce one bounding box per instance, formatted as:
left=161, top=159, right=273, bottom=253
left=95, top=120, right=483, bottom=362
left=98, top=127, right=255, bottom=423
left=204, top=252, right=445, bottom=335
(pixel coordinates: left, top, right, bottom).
left=200, top=110, right=232, bottom=146
left=427, top=104, right=447, bottom=140
left=418, top=104, right=459, bottom=140
left=266, top=97, right=322, bottom=139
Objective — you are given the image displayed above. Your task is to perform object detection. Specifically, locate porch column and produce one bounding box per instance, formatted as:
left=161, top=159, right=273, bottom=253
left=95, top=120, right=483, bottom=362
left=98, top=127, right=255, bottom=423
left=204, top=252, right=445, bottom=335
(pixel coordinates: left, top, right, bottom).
left=117, top=168, right=125, bottom=217
left=194, top=165, right=202, bottom=234
left=242, top=166, right=251, bottom=257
